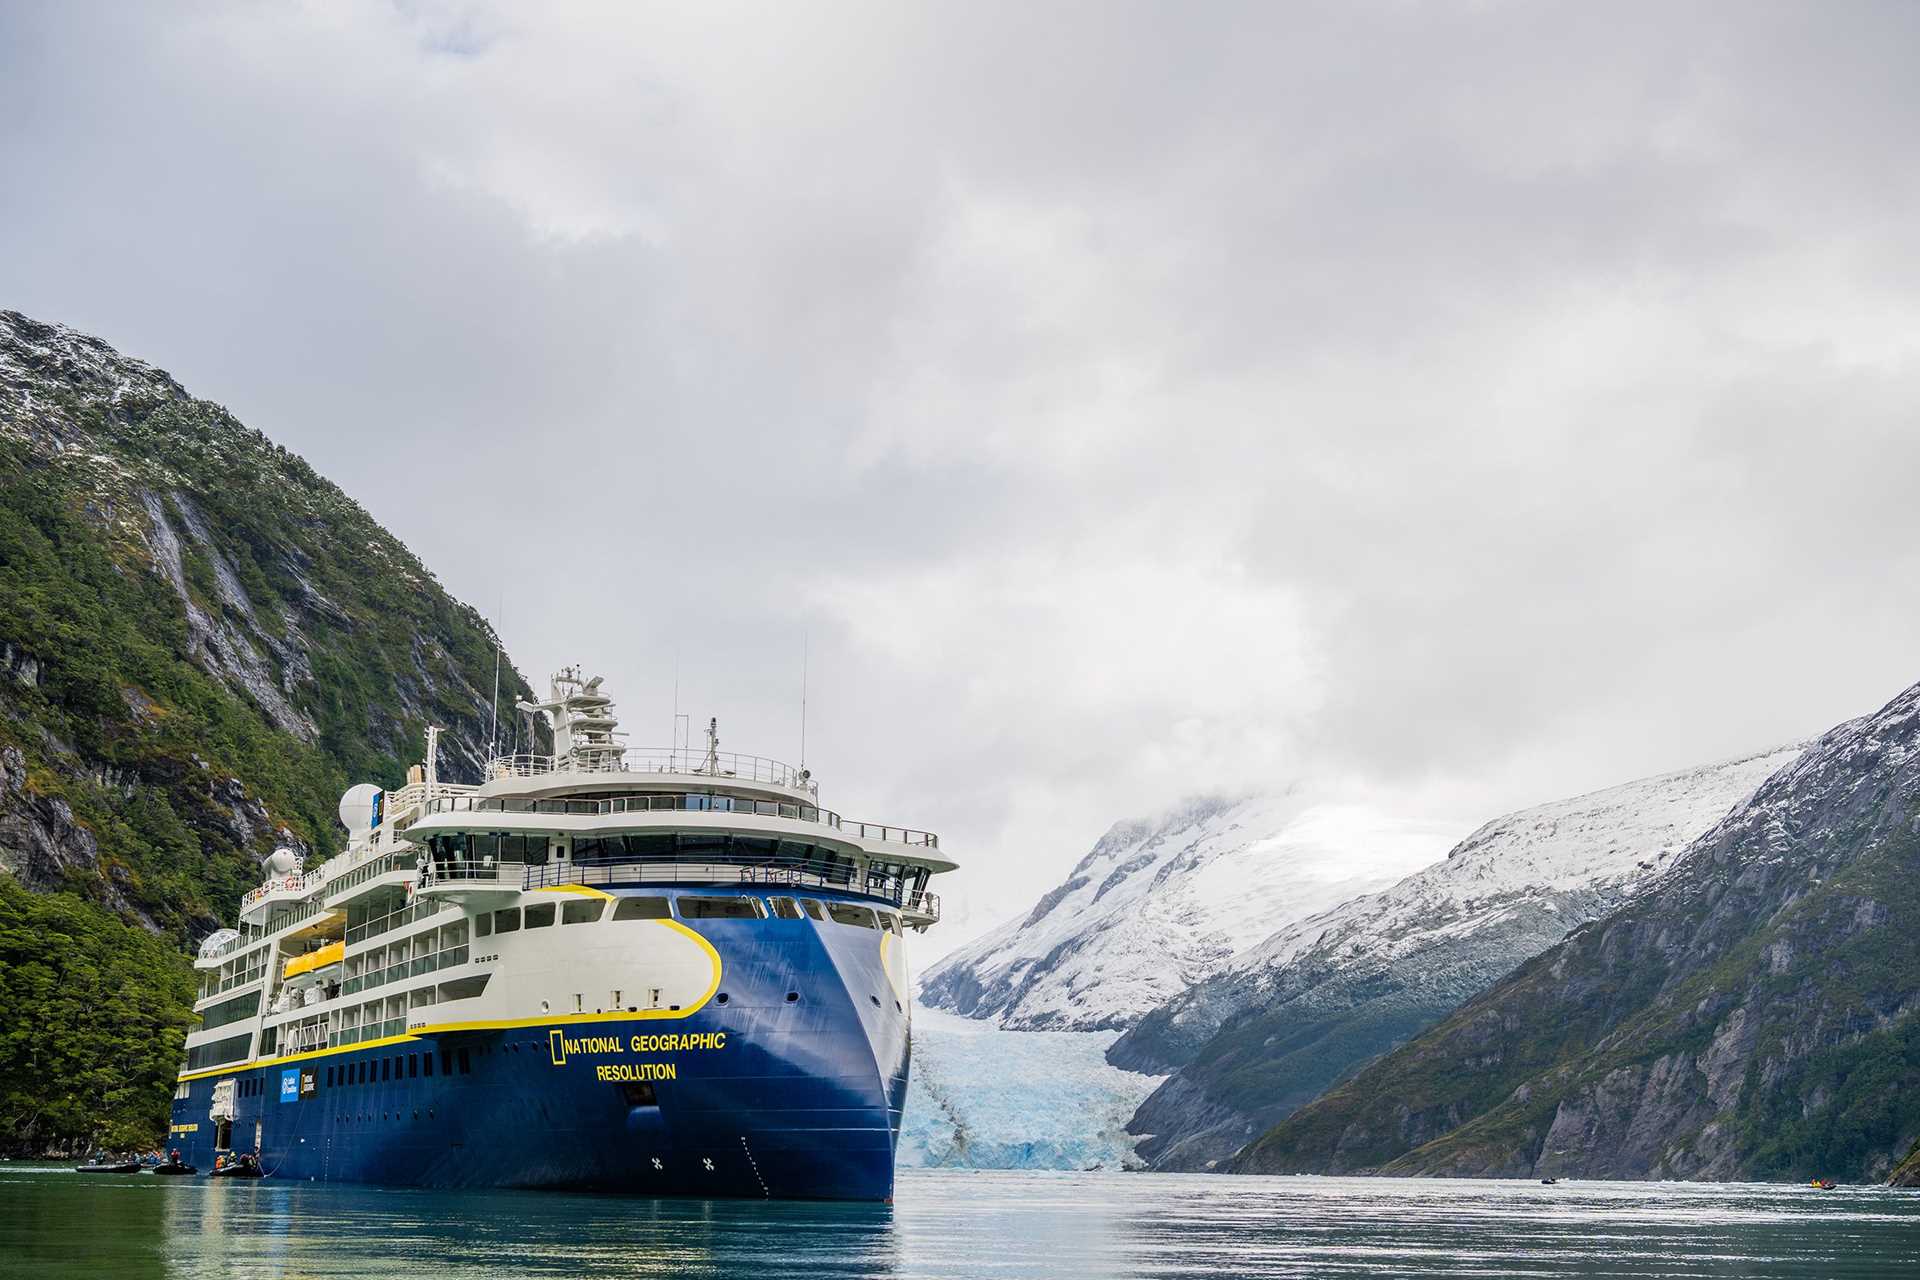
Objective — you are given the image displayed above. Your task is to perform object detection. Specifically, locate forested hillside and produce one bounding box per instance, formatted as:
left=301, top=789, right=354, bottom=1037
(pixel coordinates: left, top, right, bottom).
left=0, top=310, right=538, bottom=1153
left=1232, top=679, right=1920, bottom=1184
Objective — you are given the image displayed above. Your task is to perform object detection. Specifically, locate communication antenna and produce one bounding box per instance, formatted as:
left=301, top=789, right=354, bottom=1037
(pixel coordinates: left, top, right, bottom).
left=488, top=586, right=504, bottom=758
left=799, top=631, right=809, bottom=771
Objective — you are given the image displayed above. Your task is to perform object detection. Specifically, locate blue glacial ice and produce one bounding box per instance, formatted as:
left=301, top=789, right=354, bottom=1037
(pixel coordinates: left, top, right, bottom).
left=899, top=1009, right=1165, bottom=1170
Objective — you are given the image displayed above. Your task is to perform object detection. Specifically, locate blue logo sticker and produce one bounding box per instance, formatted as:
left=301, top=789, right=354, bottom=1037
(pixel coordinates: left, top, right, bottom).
left=280, top=1069, right=299, bottom=1103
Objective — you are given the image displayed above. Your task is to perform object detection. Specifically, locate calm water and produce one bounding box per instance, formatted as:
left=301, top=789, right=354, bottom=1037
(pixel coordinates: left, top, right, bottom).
left=4, top=1165, right=1919, bottom=1278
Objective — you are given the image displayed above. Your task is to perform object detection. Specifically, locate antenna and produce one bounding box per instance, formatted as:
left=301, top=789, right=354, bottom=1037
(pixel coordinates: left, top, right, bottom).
left=488, top=586, right=504, bottom=758
left=799, top=631, right=809, bottom=771
left=671, top=644, right=680, bottom=756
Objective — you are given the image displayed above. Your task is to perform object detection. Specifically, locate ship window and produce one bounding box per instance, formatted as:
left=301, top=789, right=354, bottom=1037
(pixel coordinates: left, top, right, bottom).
left=441, top=1050, right=452, bottom=1076
left=562, top=899, right=605, bottom=925
left=770, top=897, right=802, bottom=920
left=474, top=913, right=492, bottom=938
left=827, top=903, right=878, bottom=929
left=800, top=899, right=825, bottom=921
left=458, top=1048, right=472, bottom=1074
left=469, top=833, right=499, bottom=858
left=408, top=1055, right=418, bottom=1079
left=422, top=1052, right=433, bottom=1078
left=524, top=902, right=557, bottom=929
left=677, top=896, right=766, bottom=920
left=611, top=897, right=670, bottom=921
left=380, top=1059, right=390, bottom=1082
left=184, top=1033, right=252, bottom=1072
left=493, top=908, right=521, bottom=933
left=438, top=975, right=491, bottom=1001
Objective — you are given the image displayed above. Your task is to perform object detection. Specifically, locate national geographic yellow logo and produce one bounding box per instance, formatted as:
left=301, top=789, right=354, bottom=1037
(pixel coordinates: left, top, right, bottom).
left=548, top=1030, right=727, bottom=1064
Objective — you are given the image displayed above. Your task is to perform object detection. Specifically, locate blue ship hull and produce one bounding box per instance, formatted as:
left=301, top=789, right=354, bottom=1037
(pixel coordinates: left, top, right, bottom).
left=171, top=891, right=913, bottom=1201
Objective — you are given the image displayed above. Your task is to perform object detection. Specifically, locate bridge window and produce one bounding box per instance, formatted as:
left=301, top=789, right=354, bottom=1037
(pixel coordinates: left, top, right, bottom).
left=474, top=913, right=492, bottom=937
left=524, top=902, right=556, bottom=929
left=492, top=907, right=521, bottom=934
left=677, top=897, right=766, bottom=920
left=800, top=899, right=825, bottom=920
left=561, top=899, right=606, bottom=925
left=611, top=897, right=670, bottom=921
left=827, top=903, right=878, bottom=929
left=770, top=897, right=802, bottom=920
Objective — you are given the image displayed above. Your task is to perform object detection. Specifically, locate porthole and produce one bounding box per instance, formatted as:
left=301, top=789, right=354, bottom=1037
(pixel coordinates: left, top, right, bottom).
left=716, top=992, right=730, bottom=1005
left=785, top=991, right=799, bottom=1003
left=870, top=995, right=881, bottom=1007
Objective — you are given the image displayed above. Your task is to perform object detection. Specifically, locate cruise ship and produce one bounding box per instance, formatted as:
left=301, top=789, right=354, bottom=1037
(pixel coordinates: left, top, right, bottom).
left=170, top=669, right=950, bottom=1201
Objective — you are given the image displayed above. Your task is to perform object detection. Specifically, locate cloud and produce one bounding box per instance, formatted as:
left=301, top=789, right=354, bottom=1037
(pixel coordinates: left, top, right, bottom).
left=6, top=1, right=1920, bottom=948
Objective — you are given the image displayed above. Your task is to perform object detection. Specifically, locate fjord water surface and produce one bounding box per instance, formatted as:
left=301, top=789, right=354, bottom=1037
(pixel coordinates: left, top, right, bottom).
left=5, top=1165, right=1919, bottom=1278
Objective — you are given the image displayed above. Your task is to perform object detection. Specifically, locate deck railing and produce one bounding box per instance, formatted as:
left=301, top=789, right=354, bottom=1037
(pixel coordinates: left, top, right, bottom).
left=423, top=789, right=939, bottom=850
left=488, top=747, right=815, bottom=795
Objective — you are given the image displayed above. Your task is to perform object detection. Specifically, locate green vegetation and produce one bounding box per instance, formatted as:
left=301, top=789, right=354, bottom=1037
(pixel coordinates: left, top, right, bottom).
left=0, top=313, right=539, bottom=1154
left=0, top=880, right=196, bottom=1154
left=1232, top=723, right=1920, bottom=1184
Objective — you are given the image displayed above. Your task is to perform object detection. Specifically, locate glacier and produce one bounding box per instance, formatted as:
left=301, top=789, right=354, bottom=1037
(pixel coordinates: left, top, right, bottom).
left=900, top=1009, right=1163, bottom=1170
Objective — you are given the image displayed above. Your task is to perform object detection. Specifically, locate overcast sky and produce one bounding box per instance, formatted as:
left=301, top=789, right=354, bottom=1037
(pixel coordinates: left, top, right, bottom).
left=7, top=2, right=1920, bottom=953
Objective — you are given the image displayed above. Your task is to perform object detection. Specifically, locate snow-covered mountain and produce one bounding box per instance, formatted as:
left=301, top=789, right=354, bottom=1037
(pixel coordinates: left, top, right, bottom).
left=1112, top=742, right=1806, bottom=1170
left=899, top=1010, right=1163, bottom=1170
left=917, top=793, right=1460, bottom=1031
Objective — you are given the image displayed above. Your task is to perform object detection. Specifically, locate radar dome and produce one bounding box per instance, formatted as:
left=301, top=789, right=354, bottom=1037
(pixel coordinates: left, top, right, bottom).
left=339, top=783, right=383, bottom=834
left=264, top=848, right=301, bottom=877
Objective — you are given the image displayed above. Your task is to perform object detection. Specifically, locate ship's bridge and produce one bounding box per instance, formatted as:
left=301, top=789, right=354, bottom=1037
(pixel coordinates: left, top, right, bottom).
left=407, top=739, right=951, bottom=928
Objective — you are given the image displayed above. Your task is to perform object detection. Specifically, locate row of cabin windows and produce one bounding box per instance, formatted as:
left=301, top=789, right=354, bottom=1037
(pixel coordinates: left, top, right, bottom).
left=426, top=831, right=870, bottom=883
left=323, top=1047, right=472, bottom=1088
left=473, top=895, right=901, bottom=937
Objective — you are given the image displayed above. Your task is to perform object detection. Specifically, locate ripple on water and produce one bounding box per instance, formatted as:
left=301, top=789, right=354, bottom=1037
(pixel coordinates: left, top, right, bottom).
left=2, top=1166, right=1918, bottom=1278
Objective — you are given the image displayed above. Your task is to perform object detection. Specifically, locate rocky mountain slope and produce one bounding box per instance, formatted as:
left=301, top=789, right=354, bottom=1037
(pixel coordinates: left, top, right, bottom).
left=1114, top=744, right=1803, bottom=1170
left=0, top=309, right=537, bottom=1151
left=918, top=794, right=1455, bottom=1031
left=1231, top=678, right=1920, bottom=1184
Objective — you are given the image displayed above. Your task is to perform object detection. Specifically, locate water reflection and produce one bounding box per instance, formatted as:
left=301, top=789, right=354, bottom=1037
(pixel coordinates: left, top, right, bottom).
left=4, top=1166, right=1919, bottom=1279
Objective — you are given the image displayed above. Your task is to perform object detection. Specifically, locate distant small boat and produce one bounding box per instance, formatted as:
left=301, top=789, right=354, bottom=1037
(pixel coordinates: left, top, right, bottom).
left=1540, top=1177, right=1559, bottom=1185
left=1811, top=1178, right=1837, bottom=1190
left=74, top=1160, right=142, bottom=1174
left=151, top=1162, right=197, bottom=1176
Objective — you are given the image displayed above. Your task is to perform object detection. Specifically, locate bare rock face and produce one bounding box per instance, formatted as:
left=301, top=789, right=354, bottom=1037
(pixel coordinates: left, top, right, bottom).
left=0, top=309, right=540, bottom=936
left=1231, top=678, right=1920, bottom=1185
left=1113, top=745, right=1802, bottom=1171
